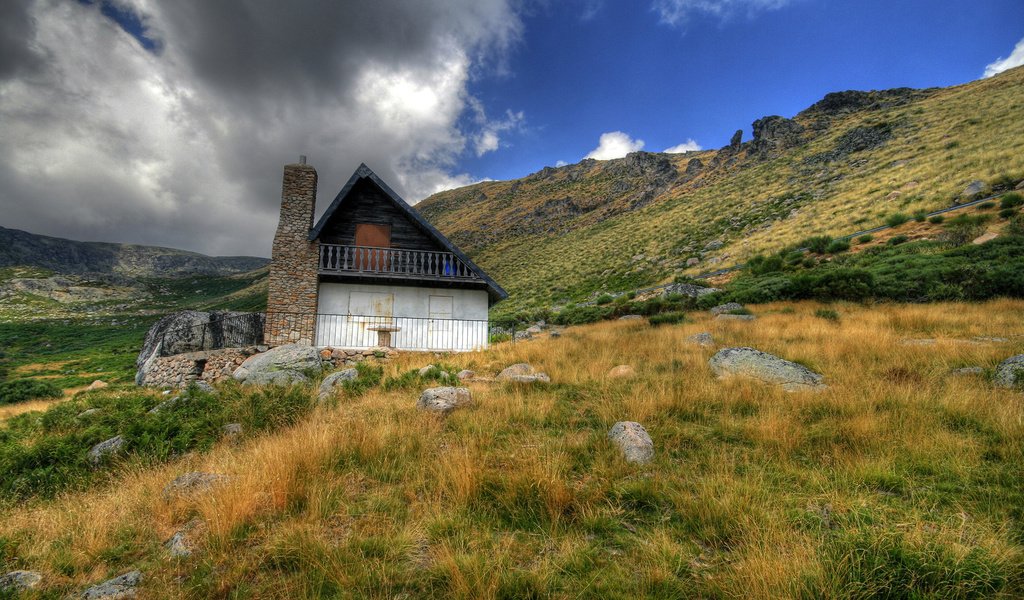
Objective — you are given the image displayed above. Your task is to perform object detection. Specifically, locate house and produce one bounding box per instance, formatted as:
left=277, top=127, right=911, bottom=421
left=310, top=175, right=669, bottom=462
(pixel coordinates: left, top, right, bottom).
left=263, top=158, right=506, bottom=352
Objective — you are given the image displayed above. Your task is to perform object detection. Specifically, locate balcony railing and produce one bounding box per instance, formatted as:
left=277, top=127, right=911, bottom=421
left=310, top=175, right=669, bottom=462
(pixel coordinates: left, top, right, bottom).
left=318, top=244, right=481, bottom=281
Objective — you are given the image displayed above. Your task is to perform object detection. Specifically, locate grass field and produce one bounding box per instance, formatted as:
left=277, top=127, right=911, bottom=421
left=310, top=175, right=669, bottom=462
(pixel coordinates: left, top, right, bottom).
left=0, top=300, right=1021, bottom=598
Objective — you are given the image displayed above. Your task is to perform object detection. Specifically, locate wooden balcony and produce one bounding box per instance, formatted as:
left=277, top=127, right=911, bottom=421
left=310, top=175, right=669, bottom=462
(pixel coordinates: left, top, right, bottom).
left=318, top=244, right=482, bottom=283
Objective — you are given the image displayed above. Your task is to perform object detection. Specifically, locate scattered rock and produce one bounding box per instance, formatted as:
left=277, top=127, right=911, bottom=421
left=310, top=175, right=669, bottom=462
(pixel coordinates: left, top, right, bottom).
left=87, top=380, right=108, bottom=391
left=716, top=314, right=756, bottom=322
left=750, top=115, right=805, bottom=157
left=88, top=435, right=125, bottom=466
left=549, top=330, right=562, bottom=338
left=994, top=354, right=1024, bottom=389
left=417, top=387, right=472, bottom=414
left=526, top=325, right=544, bottom=335
left=687, top=332, right=715, bottom=347
left=418, top=365, right=436, bottom=377
left=77, top=408, right=101, bottom=418
left=496, top=363, right=551, bottom=384
left=0, top=570, right=42, bottom=592
left=950, top=366, right=984, bottom=376
left=660, top=283, right=720, bottom=298
left=710, top=302, right=744, bottom=316
left=147, top=396, right=182, bottom=414
left=972, top=231, right=998, bottom=245
left=704, top=239, right=724, bottom=251
left=618, top=314, right=644, bottom=321
left=165, top=519, right=204, bottom=558
left=729, top=129, right=743, bottom=149
left=456, top=369, right=475, bottom=380
left=163, top=472, right=226, bottom=500
left=608, top=422, right=654, bottom=464
left=80, top=570, right=141, bottom=599
left=191, top=380, right=215, bottom=394
left=513, top=330, right=533, bottom=341
left=222, top=423, right=243, bottom=438
left=232, top=344, right=325, bottom=385
left=961, top=180, right=986, bottom=201
left=685, top=158, right=704, bottom=177
left=709, top=347, right=826, bottom=391
left=686, top=257, right=700, bottom=267
left=318, top=368, right=359, bottom=400
left=608, top=365, right=636, bottom=379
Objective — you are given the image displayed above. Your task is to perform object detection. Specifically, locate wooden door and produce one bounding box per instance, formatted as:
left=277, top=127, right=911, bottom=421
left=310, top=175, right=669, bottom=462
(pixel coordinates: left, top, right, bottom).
left=354, top=223, right=391, bottom=270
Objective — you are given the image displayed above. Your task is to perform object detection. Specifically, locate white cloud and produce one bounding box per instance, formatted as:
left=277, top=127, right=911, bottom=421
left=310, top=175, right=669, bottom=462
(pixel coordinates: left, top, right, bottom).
left=585, top=131, right=645, bottom=160
left=663, top=139, right=702, bottom=153
left=652, top=0, right=791, bottom=27
left=0, top=0, right=524, bottom=256
left=555, top=160, right=569, bottom=167
left=983, top=37, right=1024, bottom=78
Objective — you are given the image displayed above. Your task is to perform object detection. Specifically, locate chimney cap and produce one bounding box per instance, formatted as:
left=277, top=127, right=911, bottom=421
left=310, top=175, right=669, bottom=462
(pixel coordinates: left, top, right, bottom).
left=299, top=155, right=307, bottom=165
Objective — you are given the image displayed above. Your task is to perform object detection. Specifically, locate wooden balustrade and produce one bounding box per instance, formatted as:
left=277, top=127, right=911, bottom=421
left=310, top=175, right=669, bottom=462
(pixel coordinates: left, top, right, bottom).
left=318, top=244, right=480, bottom=281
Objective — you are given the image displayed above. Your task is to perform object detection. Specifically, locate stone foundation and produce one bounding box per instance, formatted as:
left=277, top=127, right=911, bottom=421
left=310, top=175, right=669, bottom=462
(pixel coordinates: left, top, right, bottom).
left=141, top=346, right=399, bottom=389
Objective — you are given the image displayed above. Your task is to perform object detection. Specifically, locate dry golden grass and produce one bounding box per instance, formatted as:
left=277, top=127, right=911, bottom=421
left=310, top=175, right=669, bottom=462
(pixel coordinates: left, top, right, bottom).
left=1, top=300, right=1023, bottom=598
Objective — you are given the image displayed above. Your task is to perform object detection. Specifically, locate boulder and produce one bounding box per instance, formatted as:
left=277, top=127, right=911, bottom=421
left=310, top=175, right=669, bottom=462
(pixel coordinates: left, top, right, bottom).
left=162, top=472, right=226, bottom=500
left=618, top=314, right=644, bottom=321
left=88, top=435, right=125, bottom=466
left=709, top=347, right=826, bottom=391
left=685, top=158, right=703, bottom=177
left=608, top=365, right=636, bottom=379
left=950, top=366, right=984, bottom=376
left=191, top=380, right=215, bottom=394
left=661, top=283, right=720, bottom=298
left=457, top=369, right=475, bottom=380
left=147, top=395, right=182, bottom=414
left=135, top=310, right=265, bottom=385
left=87, top=380, right=108, bottom=391
left=222, top=423, right=243, bottom=438
left=417, top=387, right=472, bottom=414
left=496, top=363, right=551, bottom=384
left=710, top=302, right=744, bottom=316
left=232, top=344, right=324, bottom=386
left=318, top=368, right=359, bottom=400
left=994, top=354, right=1024, bottom=389
left=0, top=570, right=42, bottom=592
left=77, top=408, right=101, bottom=418
left=526, top=325, right=544, bottom=335
left=687, top=332, right=715, bottom=347
left=961, top=180, right=986, bottom=201
left=716, top=311, right=757, bottom=319
left=165, top=518, right=204, bottom=558
left=608, top=422, right=654, bottom=464
left=686, top=257, right=700, bottom=267
left=81, top=570, right=141, bottom=599
left=417, top=365, right=436, bottom=376
left=704, top=240, right=724, bottom=251
left=750, top=115, right=805, bottom=157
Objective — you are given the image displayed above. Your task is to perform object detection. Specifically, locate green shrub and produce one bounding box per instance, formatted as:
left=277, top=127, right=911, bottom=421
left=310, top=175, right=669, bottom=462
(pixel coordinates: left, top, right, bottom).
left=648, top=312, right=688, bottom=327
left=0, top=379, right=64, bottom=405
left=594, top=294, right=615, bottom=305
left=1008, top=215, right=1024, bottom=237
left=886, top=213, right=910, bottom=227
left=815, top=308, right=840, bottom=321
left=942, top=214, right=988, bottom=246
left=929, top=215, right=946, bottom=224
left=747, top=253, right=785, bottom=275
left=912, top=210, right=928, bottom=222
left=999, top=208, right=1017, bottom=219
left=800, top=235, right=833, bottom=254
left=857, top=234, right=874, bottom=244
left=552, top=305, right=612, bottom=326
left=1000, top=192, right=1023, bottom=209
left=887, top=235, right=909, bottom=246
left=825, top=239, right=851, bottom=254
left=341, top=362, right=384, bottom=396
left=978, top=201, right=996, bottom=210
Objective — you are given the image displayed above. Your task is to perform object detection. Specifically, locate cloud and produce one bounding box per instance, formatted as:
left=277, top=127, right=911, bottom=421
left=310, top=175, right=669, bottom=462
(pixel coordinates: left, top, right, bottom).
left=0, top=0, right=524, bottom=257
left=983, top=37, right=1024, bottom=78
left=555, top=160, right=569, bottom=167
left=663, top=139, right=702, bottom=153
left=585, top=131, right=645, bottom=160
left=652, top=0, right=791, bottom=27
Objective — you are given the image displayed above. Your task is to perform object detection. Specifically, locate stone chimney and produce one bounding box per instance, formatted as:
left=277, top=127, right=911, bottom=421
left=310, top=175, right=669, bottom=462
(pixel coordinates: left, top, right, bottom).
left=264, top=160, right=319, bottom=346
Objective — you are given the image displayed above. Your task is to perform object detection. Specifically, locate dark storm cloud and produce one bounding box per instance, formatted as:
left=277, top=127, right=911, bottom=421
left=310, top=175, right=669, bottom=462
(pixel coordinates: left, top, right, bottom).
left=0, top=0, right=522, bottom=257
left=0, top=2, right=44, bottom=80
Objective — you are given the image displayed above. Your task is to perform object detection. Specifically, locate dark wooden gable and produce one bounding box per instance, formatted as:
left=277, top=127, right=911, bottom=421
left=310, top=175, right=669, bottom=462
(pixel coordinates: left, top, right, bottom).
left=316, top=178, right=446, bottom=252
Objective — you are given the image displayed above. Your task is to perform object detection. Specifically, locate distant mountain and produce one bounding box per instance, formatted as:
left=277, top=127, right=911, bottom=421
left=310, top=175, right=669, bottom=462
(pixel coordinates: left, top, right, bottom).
left=418, top=67, right=1024, bottom=315
left=0, top=226, right=268, bottom=278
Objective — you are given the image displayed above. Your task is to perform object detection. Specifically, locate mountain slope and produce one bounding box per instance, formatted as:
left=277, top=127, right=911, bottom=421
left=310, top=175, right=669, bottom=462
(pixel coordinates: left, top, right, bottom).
left=419, top=67, right=1024, bottom=315
left=0, top=226, right=268, bottom=278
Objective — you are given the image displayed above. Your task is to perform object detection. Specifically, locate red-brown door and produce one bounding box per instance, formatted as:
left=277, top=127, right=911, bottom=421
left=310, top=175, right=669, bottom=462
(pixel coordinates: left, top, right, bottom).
left=354, top=224, right=391, bottom=270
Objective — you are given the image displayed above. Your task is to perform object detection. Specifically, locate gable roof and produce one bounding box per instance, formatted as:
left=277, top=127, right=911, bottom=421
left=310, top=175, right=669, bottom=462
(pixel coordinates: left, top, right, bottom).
left=310, top=163, right=508, bottom=303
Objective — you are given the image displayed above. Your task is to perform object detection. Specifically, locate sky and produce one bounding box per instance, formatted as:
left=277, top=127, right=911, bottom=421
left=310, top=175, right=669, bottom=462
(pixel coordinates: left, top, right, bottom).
left=0, top=0, right=1022, bottom=258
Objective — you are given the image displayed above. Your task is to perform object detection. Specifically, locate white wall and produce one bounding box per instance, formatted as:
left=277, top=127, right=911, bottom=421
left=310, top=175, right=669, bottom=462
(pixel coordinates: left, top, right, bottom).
left=316, top=282, right=490, bottom=351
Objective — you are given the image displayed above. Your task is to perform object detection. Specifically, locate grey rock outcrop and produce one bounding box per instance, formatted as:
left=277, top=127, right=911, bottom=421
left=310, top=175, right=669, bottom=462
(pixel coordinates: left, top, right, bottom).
left=88, top=436, right=125, bottom=466
left=165, top=518, right=204, bottom=558
left=608, top=422, right=654, bottom=464
left=318, top=368, right=359, bottom=400
left=994, top=354, right=1024, bottom=389
left=710, top=347, right=826, bottom=391
left=661, top=283, right=720, bottom=298
left=950, top=366, right=984, bottom=376
left=417, top=387, right=472, bottom=414
left=0, top=570, right=42, bottom=592
left=232, top=344, right=324, bottom=385
left=710, top=302, right=744, bottom=315
left=457, top=369, right=475, bottom=380
left=618, top=314, right=644, bottom=321
left=77, top=408, right=102, bottom=418
left=961, top=180, right=986, bottom=202
left=162, top=472, right=226, bottom=500
left=729, top=129, right=743, bottom=149
left=687, top=332, right=715, bottom=347
left=685, top=158, right=704, bottom=177
left=496, top=363, right=551, bottom=383
left=222, top=423, right=243, bottom=438
left=750, top=116, right=805, bottom=157
left=135, top=310, right=264, bottom=385
left=81, top=570, right=141, bottom=599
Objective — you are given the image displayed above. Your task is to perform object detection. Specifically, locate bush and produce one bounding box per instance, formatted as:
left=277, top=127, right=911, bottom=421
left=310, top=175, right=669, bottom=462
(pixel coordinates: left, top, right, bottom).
left=552, top=305, right=612, bottom=326
left=0, top=379, right=64, bottom=405
left=1000, top=192, right=1023, bottom=209
left=594, top=294, right=614, bottom=305
left=886, top=213, right=910, bottom=227
left=800, top=236, right=834, bottom=254
left=747, top=253, right=786, bottom=275
left=978, top=201, right=996, bottom=210
left=912, top=210, right=928, bottom=222
left=1008, top=215, right=1024, bottom=237
left=999, top=208, right=1017, bottom=219
left=888, top=235, right=909, bottom=246
left=825, top=239, right=851, bottom=254
left=942, top=214, right=988, bottom=246
left=648, top=311, right=687, bottom=327
left=815, top=308, right=840, bottom=321
left=929, top=215, right=945, bottom=224
left=857, top=234, right=874, bottom=244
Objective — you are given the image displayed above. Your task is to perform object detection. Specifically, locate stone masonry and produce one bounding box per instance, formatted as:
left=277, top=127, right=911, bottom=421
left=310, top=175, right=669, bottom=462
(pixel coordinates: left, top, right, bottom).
left=265, top=162, right=320, bottom=346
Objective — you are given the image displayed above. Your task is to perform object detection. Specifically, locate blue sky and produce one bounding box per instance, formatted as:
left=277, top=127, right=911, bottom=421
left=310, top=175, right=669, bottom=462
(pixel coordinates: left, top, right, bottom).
left=462, top=0, right=1024, bottom=180
left=2, top=0, right=1022, bottom=256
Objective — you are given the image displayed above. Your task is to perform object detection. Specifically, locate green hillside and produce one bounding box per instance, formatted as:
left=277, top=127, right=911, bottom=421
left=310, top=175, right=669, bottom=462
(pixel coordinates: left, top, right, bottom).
left=419, top=67, right=1024, bottom=316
